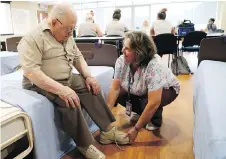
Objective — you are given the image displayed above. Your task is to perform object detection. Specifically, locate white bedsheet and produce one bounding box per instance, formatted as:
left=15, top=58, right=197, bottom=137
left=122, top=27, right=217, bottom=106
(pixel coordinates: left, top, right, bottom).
left=193, top=60, right=226, bottom=159
left=0, top=66, right=114, bottom=159
left=0, top=51, right=19, bottom=75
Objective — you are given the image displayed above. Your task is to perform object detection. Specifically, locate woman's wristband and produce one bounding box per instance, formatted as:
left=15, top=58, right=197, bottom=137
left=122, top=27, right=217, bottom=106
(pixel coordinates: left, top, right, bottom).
left=134, top=125, right=141, bottom=132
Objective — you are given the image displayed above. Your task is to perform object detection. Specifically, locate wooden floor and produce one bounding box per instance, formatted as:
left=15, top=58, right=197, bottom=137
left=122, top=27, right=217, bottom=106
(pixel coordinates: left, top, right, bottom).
left=63, top=53, right=196, bottom=159
left=63, top=74, right=194, bottom=159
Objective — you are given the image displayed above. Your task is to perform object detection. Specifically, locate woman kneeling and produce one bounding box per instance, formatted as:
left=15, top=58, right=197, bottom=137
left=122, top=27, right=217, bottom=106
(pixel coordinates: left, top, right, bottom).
left=107, top=31, right=180, bottom=144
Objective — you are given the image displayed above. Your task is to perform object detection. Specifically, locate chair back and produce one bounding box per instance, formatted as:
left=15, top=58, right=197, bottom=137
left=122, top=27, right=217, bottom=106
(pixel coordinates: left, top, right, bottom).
left=182, top=31, right=206, bottom=47
left=106, top=35, right=122, bottom=37
left=80, top=35, right=97, bottom=37
left=77, top=43, right=118, bottom=68
left=198, top=36, right=226, bottom=65
left=6, top=36, right=23, bottom=52
left=154, top=33, right=177, bottom=56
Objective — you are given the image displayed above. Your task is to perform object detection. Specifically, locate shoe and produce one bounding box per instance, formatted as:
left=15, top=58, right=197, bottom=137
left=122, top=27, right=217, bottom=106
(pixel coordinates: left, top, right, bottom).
left=100, top=126, right=129, bottom=145
left=77, top=145, right=105, bottom=159
left=145, top=122, right=160, bottom=131
left=130, top=113, right=140, bottom=122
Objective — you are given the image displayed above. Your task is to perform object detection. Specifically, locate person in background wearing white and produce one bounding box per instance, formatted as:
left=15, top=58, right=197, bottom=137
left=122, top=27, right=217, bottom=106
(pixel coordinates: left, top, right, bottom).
left=150, top=8, right=175, bottom=36
left=141, top=20, right=150, bottom=36
left=106, top=9, right=129, bottom=37
left=90, top=10, right=95, bottom=23
left=78, top=13, right=103, bottom=37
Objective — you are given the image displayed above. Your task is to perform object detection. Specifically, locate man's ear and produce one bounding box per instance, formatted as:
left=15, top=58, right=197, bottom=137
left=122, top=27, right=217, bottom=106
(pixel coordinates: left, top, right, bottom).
left=52, top=19, right=57, bottom=27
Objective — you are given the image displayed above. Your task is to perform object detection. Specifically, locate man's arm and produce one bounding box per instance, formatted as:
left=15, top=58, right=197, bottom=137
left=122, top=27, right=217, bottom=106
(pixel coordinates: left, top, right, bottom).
left=18, top=36, right=65, bottom=94
left=24, top=70, right=64, bottom=94
left=72, top=42, right=91, bottom=79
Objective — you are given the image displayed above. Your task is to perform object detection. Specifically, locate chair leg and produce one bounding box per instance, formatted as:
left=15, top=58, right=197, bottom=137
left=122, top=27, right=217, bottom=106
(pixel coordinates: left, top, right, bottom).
left=168, top=54, right=170, bottom=68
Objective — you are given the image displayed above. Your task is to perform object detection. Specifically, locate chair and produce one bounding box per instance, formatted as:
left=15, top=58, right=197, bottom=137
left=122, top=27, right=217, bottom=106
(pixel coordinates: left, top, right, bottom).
left=6, top=36, right=23, bottom=52
left=105, top=35, right=123, bottom=56
left=77, top=43, right=118, bottom=68
left=80, top=35, right=97, bottom=37
left=154, top=33, right=178, bottom=67
left=181, top=31, right=207, bottom=53
left=198, top=36, right=226, bottom=65
left=105, top=35, right=122, bottom=37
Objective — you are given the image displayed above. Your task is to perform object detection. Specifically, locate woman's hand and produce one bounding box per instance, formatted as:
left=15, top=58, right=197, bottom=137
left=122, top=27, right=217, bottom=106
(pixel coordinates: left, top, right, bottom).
left=124, top=127, right=139, bottom=144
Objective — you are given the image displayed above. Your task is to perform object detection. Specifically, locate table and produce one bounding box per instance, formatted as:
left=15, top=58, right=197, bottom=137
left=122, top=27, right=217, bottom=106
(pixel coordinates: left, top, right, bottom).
left=176, top=32, right=224, bottom=38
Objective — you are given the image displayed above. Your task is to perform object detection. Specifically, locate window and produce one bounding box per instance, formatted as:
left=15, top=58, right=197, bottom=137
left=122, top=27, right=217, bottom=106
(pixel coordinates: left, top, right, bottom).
left=193, top=2, right=218, bottom=30
left=97, top=1, right=115, bottom=8
left=150, top=2, right=194, bottom=27
left=115, top=1, right=132, bottom=6
left=0, top=3, right=13, bottom=35
left=120, top=7, right=132, bottom=29
left=134, top=6, right=150, bottom=29
left=96, top=7, right=115, bottom=32
left=150, top=2, right=217, bottom=31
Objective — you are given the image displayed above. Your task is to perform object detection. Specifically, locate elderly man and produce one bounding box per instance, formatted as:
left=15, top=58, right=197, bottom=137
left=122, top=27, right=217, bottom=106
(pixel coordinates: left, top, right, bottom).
left=17, top=3, right=129, bottom=159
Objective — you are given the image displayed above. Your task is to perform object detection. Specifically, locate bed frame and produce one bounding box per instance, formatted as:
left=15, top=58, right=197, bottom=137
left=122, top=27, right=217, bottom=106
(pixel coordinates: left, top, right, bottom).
left=198, top=35, right=226, bottom=65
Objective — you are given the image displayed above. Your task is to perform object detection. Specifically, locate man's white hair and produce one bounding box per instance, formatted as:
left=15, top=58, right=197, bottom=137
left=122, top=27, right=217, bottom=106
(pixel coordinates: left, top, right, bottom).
left=49, top=3, right=76, bottom=20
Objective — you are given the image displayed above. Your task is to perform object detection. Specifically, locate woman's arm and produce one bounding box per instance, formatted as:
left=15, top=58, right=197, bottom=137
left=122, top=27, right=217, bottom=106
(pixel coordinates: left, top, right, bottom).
left=96, top=24, right=103, bottom=37
left=106, top=79, right=121, bottom=109
left=171, top=27, right=176, bottom=35
left=135, top=88, right=162, bottom=130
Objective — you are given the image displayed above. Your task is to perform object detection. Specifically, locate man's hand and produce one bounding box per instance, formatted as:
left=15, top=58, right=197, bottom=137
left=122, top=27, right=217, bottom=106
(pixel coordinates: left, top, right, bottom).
left=124, top=127, right=139, bottom=144
left=85, top=77, right=101, bottom=95
left=58, top=86, right=80, bottom=108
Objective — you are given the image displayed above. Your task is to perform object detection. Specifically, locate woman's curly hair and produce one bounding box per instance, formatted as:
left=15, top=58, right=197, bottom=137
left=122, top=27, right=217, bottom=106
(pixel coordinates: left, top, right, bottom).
left=124, top=31, right=157, bottom=67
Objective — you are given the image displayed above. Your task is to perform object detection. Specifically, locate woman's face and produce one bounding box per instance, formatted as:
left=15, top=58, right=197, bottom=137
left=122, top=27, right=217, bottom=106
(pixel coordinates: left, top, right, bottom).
left=209, top=20, right=213, bottom=24
left=122, top=38, right=136, bottom=64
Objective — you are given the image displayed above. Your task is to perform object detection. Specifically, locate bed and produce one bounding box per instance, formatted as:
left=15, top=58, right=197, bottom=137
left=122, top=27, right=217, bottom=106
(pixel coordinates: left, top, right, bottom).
left=0, top=101, right=33, bottom=159
left=193, top=36, right=226, bottom=159
left=0, top=51, right=20, bottom=75
left=0, top=66, right=114, bottom=159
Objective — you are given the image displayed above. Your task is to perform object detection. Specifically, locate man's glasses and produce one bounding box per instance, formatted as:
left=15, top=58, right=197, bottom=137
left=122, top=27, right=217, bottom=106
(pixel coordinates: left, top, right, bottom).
left=56, top=18, right=75, bottom=33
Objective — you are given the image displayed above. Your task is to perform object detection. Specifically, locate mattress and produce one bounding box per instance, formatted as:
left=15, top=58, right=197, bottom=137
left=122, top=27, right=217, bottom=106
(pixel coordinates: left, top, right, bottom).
left=193, top=60, right=226, bottom=159
left=0, top=66, right=114, bottom=159
left=0, top=101, right=33, bottom=158
left=0, top=51, right=20, bottom=75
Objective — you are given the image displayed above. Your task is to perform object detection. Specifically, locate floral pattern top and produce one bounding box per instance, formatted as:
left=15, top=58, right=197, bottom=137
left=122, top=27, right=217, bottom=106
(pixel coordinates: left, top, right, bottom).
left=114, top=54, right=180, bottom=96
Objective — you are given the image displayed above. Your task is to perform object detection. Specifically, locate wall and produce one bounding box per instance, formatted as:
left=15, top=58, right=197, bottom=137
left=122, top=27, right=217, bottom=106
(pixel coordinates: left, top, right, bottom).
left=1, top=1, right=42, bottom=41
left=217, top=1, right=226, bottom=31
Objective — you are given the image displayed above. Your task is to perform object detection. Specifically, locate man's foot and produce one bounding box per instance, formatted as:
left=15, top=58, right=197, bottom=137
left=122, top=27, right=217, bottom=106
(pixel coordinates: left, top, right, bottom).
left=145, top=122, right=160, bottom=131
left=130, top=113, right=140, bottom=122
left=77, top=145, right=105, bottom=159
left=99, top=126, right=129, bottom=145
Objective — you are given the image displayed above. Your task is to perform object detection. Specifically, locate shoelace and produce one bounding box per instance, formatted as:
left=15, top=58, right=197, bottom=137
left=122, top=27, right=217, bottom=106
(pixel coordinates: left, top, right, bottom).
left=113, top=129, right=125, bottom=151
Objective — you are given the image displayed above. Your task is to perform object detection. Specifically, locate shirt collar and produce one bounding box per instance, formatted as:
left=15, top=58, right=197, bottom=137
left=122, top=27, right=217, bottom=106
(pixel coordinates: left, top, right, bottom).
left=41, top=19, right=50, bottom=31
